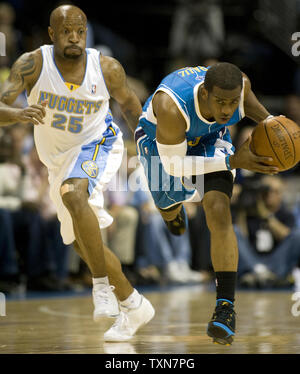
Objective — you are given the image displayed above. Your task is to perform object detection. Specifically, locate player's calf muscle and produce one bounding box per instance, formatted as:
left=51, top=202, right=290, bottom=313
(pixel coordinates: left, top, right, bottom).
left=203, top=199, right=232, bottom=232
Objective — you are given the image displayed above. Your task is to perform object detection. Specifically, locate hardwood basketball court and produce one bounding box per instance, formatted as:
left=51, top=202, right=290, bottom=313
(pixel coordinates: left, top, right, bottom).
left=1, top=285, right=299, bottom=354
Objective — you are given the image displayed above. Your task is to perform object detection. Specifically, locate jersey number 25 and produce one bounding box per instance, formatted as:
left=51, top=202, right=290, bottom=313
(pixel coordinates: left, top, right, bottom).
left=51, top=114, right=83, bottom=133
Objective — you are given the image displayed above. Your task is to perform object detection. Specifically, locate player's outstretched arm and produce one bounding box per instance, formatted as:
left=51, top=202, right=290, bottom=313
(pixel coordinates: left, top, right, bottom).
left=0, top=50, right=46, bottom=126
left=243, top=74, right=270, bottom=123
left=100, top=55, right=142, bottom=133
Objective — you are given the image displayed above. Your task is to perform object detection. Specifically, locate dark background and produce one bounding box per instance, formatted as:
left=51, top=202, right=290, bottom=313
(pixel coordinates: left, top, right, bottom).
left=7, top=0, right=300, bottom=94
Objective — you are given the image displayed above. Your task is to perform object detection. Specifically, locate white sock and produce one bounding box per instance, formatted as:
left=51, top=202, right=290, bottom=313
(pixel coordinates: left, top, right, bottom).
left=120, top=289, right=142, bottom=309
left=92, top=276, right=109, bottom=289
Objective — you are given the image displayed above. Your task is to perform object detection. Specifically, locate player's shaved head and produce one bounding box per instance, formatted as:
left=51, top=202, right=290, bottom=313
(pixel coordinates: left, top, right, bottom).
left=48, top=4, right=87, bottom=59
left=50, top=5, right=87, bottom=29
left=204, top=62, right=243, bottom=92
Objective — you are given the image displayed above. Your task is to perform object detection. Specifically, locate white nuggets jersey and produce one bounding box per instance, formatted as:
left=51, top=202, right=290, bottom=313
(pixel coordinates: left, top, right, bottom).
left=27, top=44, right=111, bottom=170
left=27, top=45, right=123, bottom=244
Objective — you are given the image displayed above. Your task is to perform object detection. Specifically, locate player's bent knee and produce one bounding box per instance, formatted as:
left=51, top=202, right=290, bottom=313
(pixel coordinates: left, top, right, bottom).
left=61, top=191, right=88, bottom=215
left=203, top=193, right=232, bottom=231
left=60, top=181, right=89, bottom=214
left=60, top=183, right=75, bottom=197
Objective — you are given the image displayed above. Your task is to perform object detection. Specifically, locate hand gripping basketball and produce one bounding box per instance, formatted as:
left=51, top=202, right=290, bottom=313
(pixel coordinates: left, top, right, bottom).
left=229, top=136, right=279, bottom=174
left=250, top=116, right=300, bottom=171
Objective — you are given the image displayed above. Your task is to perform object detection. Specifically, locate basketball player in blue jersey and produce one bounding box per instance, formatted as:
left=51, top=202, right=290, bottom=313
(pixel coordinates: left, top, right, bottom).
left=135, top=63, right=280, bottom=345
left=0, top=5, right=154, bottom=342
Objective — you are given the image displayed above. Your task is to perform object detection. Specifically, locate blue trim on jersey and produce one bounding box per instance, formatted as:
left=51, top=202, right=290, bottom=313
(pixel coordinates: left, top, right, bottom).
left=98, top=51, right=110, bottom=98
left=52, top=47, right=66, bottom=82
left=66, top=122, right=119, bottom=196
left=51, top=46, right=89, bottom=88
left=35, top=47, right=44, bottom=87
left=160, top=83, right=187, bottom=104
left=105, top=110, right=113, bottom=125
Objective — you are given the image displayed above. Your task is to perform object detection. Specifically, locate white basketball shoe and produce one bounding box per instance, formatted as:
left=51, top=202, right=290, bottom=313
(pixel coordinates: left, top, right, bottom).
left=103, top=296, right=155, bottom=341
left=93, top=284, right=120, bottom=321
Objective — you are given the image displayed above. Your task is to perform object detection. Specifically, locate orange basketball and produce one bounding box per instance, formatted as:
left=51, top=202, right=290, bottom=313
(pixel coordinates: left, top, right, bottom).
left=250, top=116, right=300, bottom=171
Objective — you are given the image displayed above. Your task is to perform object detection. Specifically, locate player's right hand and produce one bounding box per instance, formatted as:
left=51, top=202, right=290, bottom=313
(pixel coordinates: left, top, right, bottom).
left=13, top=101, right=47, bottom=125
left=229, top=137, right=279, bottom=174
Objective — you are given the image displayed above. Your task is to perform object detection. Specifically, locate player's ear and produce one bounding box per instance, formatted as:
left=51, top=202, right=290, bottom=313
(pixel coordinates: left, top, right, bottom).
left=200, top=86, right=208, bottom=100
left=48, top=26, right=54, bottom=42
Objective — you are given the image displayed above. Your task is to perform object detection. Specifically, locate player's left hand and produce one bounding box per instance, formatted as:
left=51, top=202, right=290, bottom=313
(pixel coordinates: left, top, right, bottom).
left=13, top=100, right=47, bottom=125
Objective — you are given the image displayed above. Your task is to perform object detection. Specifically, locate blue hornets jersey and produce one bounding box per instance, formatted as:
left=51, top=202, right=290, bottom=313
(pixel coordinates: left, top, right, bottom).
left=138, top=65, right=245, bottom=155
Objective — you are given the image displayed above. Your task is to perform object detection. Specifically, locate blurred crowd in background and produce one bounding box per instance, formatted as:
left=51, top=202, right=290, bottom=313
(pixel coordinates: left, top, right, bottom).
left=1, top=0, right=300, bottom=296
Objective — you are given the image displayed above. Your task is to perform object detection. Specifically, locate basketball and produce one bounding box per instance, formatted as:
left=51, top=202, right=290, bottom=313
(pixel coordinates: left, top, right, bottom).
left=250, top=116, right=300, bottom=171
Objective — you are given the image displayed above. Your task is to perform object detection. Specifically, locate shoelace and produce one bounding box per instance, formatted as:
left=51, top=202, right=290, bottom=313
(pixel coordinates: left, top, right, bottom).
left=214, top=304, right=235, bottom=323
left=94, top=285, right=115, bottom=305
left=111, top=311, right=129, bottom=329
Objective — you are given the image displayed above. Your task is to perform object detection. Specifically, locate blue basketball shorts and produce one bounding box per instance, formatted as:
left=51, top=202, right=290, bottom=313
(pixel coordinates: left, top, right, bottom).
left=134, top=127, right=235, bottom=210
left=48, top=123, right=123, bottom=244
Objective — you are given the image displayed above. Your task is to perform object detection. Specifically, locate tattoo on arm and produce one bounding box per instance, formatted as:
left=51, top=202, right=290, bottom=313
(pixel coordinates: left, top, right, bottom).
left=0, top=54, right=36, bottom=105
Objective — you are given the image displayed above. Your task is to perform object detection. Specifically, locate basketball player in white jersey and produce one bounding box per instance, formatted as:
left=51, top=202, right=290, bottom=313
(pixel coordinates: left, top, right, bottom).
left=0, top=5, right=154, bottom=341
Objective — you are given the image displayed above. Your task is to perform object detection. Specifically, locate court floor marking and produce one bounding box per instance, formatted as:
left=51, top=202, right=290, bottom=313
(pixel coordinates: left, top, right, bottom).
left=38, top=305, right=91, bottom=319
